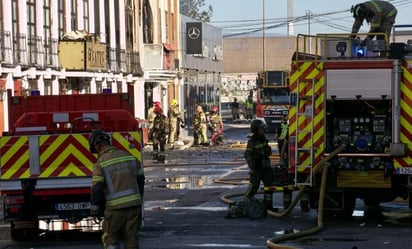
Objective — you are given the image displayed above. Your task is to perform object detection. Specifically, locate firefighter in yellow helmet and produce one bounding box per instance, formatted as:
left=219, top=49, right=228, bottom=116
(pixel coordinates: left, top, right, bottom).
left=193, top=104, right=208, bottom=146
left=167, top=99, right=182, bottom=146
left=350, top=1, right=397, bottom=42
left=89, top=129, right=145, bottom=249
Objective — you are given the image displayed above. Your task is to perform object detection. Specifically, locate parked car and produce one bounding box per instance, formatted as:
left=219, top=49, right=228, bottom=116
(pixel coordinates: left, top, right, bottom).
left=220, top=102, right=245, bottom=122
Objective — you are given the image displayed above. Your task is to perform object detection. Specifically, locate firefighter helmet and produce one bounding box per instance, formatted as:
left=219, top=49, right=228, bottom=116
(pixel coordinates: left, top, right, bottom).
left=154, top=104, right=163, bottom=114
left=171, top=99, right=178, bottom=106
left=250, top=119, right=266, bottom=133
left=211, top=105, right=218, bottom=113
left=89, top=130, right=111, bottom=154
left=351, top=4, right=365, bottom=18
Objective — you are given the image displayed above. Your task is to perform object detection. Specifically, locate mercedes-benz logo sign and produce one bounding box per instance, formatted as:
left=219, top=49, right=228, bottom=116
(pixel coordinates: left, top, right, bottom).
left=188, top=27, right=200, bottom=40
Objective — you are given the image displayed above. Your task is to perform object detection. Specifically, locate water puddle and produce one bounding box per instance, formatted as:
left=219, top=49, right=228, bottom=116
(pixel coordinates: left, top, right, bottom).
left=154, top=175, right=217, bottom=189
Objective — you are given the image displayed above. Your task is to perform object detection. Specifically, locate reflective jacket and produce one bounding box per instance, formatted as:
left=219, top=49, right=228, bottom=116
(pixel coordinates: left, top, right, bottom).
left=91, top=146, right=144, bottom=211
left=244, top=134, right=272, bottom=169
left=352, top=1, right=397, bottom=35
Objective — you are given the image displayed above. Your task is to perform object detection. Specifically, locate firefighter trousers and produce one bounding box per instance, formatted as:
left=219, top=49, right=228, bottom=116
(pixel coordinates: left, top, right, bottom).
left=102, top=205, right=142, bottom=249
left=246, top=167, right=274, bottom=208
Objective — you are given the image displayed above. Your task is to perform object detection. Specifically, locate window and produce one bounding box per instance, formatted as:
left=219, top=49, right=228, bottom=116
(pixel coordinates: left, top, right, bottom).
left=71, top=0, right=77, bottom=30
left=27, top=0, right=36, bottom=64
left=83, top=0, right=89, bottom=31
left=58, top=0, right=65, bottom=37
left=44, top=0, right=52, bottom=65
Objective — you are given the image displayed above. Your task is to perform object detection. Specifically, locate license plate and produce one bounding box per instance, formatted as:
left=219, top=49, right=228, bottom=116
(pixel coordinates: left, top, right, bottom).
left=55, top=202, right=91, bottom=210
left=398, top=168, right=412, bottom=174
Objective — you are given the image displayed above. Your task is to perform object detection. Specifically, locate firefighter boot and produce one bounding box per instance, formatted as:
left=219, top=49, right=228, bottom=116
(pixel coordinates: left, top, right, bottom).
left=264, top=193, right=278, bottom=212
left=157, top=151, right=166, bottom=162
left=151, top=150, right=158, bottom=160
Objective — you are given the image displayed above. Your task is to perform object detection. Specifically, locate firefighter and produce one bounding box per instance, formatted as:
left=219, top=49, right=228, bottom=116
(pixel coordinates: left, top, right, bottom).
left=231, top=97, right=240, bottom=123
left=245, top=95, right=254, bottom=122
left=193, top=104, right=208, bottom=146
left=274, top=116, right=289, bottom=165
left=244, top=120, right=278, bottom=212
left=150, top=105, right=169, bottom=162
left=89, top=129, right=145, bottom=249
left=167, top=99, right=182, bottom=146
left=350, top=1, right=397, bottom=42
left=147, top=101, right=160, bottom=142
left=208, top=105, right=224, bottom=145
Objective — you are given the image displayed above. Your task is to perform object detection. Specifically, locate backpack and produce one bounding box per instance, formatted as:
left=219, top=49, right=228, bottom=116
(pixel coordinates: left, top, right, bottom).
left=226, top=196, right=266, bottom=219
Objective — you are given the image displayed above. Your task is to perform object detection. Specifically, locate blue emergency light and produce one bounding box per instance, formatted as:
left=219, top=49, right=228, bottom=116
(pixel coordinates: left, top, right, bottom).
left=356, top=46, right=366, bottom=57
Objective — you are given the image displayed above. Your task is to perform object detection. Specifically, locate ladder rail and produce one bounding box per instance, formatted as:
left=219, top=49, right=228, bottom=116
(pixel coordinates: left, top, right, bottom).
left=294, top=78, right=315, bottom=186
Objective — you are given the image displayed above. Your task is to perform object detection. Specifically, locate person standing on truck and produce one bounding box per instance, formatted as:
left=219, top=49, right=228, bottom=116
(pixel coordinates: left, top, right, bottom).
left=274, top=116, right=289, bottom=166
left=150, top=105, right=169, bottom=162
left=167, top=99, right=182, bottom=147
left=350, top=1, right=397, bottom=42
left=245, top=95, right=254, bottom=122
left=193, top=104, right=209, bottom=146
left=231, top=98, right=240, bottom=123
left=244, top=120, right=278, bottom=212
left=89, top=129, right=145, bottom=249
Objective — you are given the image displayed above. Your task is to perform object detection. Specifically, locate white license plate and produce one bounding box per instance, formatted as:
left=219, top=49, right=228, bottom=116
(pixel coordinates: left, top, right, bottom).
left=398, top=168, right=412, bottom=174
left=55, top=202, right=91, bottom=210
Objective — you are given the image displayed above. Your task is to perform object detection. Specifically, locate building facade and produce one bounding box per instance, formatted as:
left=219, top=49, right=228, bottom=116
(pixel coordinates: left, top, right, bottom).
left=180, top=15, right=223, bottom=130
left=0, top=0, right=180, bottom=134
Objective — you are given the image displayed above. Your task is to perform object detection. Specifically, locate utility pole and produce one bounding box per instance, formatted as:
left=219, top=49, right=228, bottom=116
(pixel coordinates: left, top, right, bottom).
left=262, top=0, right=266, bottom=71
left=306, top=10, right=312, bottom=53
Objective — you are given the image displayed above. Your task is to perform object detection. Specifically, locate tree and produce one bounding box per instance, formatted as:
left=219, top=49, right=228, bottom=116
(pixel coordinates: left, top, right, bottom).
left=180, top=0, right=213, bottom=22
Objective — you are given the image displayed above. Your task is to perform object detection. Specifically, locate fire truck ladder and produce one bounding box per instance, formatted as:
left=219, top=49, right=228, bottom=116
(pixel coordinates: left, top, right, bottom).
left=294, top=78, right=316, bottom=186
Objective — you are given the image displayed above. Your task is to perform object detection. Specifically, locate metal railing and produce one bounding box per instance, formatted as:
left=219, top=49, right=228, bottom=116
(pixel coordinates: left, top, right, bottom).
left=293, top=32, right=389, bottom=65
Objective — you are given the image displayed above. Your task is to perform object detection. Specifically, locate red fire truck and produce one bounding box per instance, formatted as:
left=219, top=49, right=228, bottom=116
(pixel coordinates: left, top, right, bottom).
left=0, top=86, right=143, bottom=240
left=287, top=29, right=412, bottom=215
left=255, top=70, right=289, bottom=131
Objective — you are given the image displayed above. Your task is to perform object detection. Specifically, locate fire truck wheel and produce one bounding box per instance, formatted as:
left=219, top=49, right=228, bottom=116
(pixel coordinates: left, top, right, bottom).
left=363, top=197, right=381, bottom=207
left=409, top=192, right=412, bottom=209
left=10, top=220, right=39, bottom=241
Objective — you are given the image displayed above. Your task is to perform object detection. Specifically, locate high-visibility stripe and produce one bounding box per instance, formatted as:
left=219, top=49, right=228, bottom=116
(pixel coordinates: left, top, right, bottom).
left=0, top=131, right=143, bottom=179
left=370, top=1, right=382, bottom=13
left=290, top=62, right=325, bottom=172
left=394, top=61, right=412, bottom=168
left=106, top=194, right=141, bottom=207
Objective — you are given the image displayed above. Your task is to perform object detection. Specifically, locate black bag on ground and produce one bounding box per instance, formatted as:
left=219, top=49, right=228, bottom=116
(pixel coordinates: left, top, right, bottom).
left=226, top=196, right=266, bottom=219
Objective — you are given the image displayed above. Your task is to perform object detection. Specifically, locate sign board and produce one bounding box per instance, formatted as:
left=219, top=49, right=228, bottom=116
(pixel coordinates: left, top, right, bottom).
left=58, top=41, right=107, bottom=71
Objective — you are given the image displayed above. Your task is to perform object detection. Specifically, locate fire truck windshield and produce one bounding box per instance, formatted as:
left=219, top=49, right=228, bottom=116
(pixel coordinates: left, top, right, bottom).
left=258, top=87, right=289, bottom=105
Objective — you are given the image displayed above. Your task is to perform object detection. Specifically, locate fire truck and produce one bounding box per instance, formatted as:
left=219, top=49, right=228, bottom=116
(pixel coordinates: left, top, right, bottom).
left=0, top=85, right=143, bottom=240
left=288, top=30, right=412, bottom=215
left=255, top=70, right=289, bottom=132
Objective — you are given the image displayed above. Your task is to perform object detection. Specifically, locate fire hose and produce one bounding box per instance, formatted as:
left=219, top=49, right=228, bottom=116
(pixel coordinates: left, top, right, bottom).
left=219, top=145, right=344, bottom=249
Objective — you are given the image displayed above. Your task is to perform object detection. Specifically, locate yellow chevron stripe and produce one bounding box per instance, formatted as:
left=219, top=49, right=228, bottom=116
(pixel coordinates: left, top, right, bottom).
left=395, top=63, right=412, bottom=167
left=112, top=132, right=142, bottom=162
left=38, top=134, right=93, bottom=177
left=1, top=136, right=30, bottom=179
left=40, top=143, right=92, bottom=177
left=58, top=162, right=87, bottom=176
left=292, top=62, right=325, bottom=172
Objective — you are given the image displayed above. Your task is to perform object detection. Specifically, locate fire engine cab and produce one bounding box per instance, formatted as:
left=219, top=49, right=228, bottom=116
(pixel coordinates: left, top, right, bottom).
left=0, top=86, right=143, bottom=240
left=288, top=27, right=412, bottom=215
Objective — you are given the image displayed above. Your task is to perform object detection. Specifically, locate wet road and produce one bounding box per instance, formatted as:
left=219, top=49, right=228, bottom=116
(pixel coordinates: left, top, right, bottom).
left=0, top=123, right=412, bottom=248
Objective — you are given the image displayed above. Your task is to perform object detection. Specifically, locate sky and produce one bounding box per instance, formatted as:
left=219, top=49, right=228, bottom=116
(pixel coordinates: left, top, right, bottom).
left=204, top=0, right=411, bottom=37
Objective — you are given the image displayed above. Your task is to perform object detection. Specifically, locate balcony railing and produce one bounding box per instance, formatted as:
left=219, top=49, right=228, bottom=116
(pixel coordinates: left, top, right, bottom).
left=2, top=31, right=143, bottom=75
